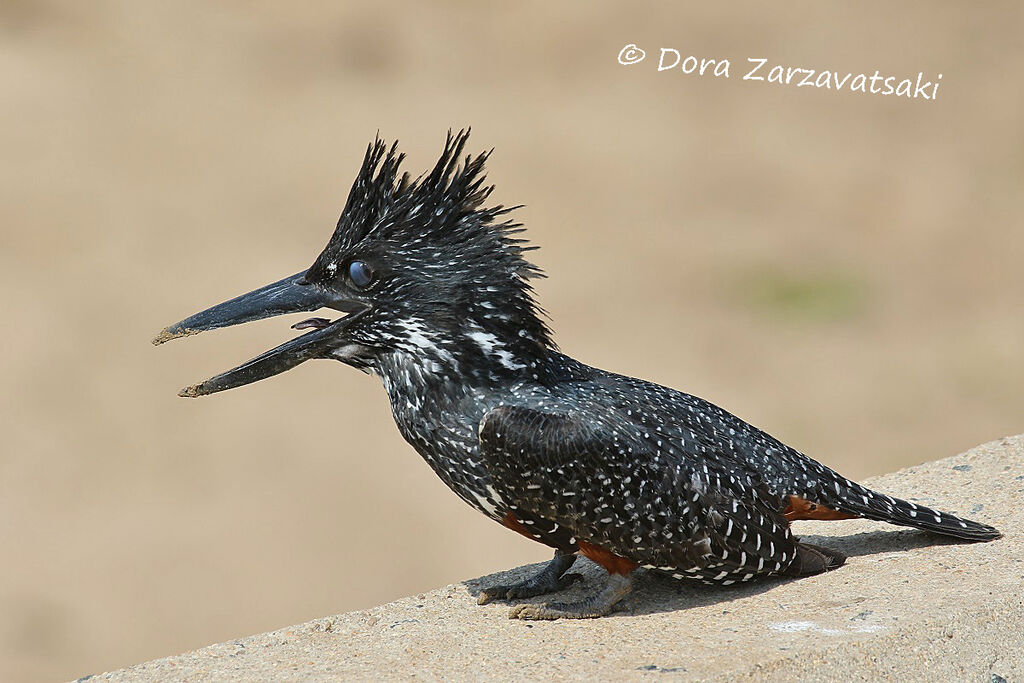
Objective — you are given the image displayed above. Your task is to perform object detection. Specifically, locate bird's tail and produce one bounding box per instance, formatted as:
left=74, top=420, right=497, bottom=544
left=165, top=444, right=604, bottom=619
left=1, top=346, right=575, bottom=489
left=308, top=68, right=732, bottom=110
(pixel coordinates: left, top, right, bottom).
left=795, top=466, right=1001, bottom=542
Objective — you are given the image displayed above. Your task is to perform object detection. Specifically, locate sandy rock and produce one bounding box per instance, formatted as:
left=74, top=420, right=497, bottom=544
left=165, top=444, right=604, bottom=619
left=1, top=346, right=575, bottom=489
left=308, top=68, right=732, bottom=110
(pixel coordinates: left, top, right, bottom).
left=87, top=436, right=1024, bottom=682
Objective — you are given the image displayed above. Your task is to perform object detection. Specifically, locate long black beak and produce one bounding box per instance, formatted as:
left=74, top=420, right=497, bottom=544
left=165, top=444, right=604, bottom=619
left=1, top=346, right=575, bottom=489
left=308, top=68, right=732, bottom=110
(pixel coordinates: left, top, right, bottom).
left=153, top=270, right=363, bottom=397
left=153, top=271, right=326, bottom=344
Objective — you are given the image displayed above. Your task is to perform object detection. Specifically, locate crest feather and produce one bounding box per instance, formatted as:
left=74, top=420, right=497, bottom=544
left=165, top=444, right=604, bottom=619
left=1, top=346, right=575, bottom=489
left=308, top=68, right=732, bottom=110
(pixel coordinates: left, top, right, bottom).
left=321, top=130, right=539, bottom=280
left=308, top=130, right=553, bottom=352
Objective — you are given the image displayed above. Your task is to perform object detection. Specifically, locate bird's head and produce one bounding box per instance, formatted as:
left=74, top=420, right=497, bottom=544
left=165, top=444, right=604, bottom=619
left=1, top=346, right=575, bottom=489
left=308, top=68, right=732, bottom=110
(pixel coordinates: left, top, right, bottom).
left=154, top=130, right=553, bottom=397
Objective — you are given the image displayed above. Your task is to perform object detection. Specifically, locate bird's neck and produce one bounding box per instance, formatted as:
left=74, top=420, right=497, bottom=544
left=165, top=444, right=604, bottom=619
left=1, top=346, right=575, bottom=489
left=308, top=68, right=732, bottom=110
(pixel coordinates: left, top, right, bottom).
left=370, top=321, right=555, bottom=424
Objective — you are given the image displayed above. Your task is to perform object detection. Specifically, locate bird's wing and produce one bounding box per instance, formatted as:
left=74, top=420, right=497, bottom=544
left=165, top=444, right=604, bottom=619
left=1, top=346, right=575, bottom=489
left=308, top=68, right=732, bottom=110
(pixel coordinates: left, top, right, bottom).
left=478, top=405, right=799, bottom=576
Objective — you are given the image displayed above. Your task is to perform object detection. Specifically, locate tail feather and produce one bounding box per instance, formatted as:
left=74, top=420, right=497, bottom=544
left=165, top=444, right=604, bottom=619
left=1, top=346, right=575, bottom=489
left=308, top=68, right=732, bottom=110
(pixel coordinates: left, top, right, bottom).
left=818, top=476, right=1001, bottom=541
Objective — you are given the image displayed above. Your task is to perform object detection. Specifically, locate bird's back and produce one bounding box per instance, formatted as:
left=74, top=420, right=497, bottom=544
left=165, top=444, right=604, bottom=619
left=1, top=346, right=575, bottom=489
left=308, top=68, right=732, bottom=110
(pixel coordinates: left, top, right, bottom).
left=478, top=353, right=999, bottom=580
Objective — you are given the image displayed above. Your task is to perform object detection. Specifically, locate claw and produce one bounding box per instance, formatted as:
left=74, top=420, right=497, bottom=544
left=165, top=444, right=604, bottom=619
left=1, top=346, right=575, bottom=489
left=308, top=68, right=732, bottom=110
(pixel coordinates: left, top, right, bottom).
left=477, top=572, right=582, bottom=605
left=476, top=552, right=579, bottom=605
left=508, top=601, right=610, bottom=620
left=508, top=573, right=633, bottom=621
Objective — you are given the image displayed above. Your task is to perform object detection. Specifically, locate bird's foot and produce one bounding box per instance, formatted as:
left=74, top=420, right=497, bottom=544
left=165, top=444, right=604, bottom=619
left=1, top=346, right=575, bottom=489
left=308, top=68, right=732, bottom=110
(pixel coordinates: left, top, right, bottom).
left=477, top=551, right=580, bottom=605
left=478, top=571, right=583, bottom=604
left=509, top=573, right=632, bottom=620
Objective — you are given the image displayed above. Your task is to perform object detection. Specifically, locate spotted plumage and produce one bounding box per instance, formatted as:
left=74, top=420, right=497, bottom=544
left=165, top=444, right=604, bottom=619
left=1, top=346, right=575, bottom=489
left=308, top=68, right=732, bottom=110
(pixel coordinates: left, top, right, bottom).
left=156, top=130, right=1001, bottom=620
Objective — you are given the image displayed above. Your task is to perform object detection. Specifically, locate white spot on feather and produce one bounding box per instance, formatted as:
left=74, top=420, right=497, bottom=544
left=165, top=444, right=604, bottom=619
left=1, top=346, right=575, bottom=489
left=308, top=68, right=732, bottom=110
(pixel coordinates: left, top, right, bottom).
left=467, top=327, right=526, bottom=370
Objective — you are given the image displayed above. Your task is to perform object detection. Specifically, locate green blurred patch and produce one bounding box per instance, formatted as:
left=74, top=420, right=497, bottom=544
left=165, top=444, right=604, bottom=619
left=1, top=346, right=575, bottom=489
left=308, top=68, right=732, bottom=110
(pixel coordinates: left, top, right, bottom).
left=730, top=267, right=869, bottom=322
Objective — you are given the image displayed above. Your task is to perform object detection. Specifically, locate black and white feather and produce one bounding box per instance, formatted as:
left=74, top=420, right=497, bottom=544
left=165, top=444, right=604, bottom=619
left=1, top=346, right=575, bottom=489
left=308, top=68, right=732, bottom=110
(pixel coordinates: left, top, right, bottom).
left=295, top=132, right=1003, bottom=586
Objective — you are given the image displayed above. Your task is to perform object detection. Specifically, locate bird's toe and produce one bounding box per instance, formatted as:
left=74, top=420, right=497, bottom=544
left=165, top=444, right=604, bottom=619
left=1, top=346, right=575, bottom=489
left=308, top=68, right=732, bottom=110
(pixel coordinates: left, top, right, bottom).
left=508, top=600, right=610, bottom=620
left=477, top=572, right=582, bottom=605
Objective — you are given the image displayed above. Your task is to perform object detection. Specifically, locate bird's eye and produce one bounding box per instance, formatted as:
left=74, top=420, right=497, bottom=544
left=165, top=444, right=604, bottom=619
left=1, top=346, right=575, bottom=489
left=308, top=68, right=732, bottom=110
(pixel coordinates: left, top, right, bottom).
left=348, top=260, right=374, bottom=289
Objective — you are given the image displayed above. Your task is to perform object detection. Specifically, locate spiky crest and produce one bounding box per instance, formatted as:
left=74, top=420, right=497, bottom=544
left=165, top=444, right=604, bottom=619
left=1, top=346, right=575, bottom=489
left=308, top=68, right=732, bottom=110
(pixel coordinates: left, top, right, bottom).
left=307, top=130, right=554, bottom=360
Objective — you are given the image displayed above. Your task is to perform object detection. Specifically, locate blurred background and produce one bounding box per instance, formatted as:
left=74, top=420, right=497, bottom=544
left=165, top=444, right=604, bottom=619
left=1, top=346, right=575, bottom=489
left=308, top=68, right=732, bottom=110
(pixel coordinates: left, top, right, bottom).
left=1, top=1, right=1022, bottom=680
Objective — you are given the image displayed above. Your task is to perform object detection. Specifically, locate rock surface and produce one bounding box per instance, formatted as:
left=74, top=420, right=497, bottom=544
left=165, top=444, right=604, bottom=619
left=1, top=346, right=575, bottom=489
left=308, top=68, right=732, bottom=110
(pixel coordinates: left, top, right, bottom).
left=89, top=436, right=1024, bottom=682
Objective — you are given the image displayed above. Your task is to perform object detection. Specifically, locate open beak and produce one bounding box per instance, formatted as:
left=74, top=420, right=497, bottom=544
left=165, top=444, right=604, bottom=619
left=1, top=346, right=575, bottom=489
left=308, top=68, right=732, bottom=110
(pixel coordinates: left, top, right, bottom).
left=153, top=271, right=365, bottom=397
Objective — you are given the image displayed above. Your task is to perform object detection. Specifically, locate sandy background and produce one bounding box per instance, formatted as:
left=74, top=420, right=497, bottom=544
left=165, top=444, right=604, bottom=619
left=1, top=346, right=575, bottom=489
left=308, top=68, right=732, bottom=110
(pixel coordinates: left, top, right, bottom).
left=1, top=2, right=1022, bottom=680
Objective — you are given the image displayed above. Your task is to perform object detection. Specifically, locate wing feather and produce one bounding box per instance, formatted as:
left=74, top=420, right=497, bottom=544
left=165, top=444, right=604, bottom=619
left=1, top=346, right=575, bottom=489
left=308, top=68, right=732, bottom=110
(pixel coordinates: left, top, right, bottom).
left=479, top=405, right=797, bottom=578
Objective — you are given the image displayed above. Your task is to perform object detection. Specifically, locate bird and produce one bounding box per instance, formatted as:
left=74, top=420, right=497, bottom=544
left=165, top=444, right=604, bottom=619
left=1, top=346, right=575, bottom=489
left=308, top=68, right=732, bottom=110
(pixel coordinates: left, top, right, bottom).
left=154, top=130, right=1001, bottom=620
